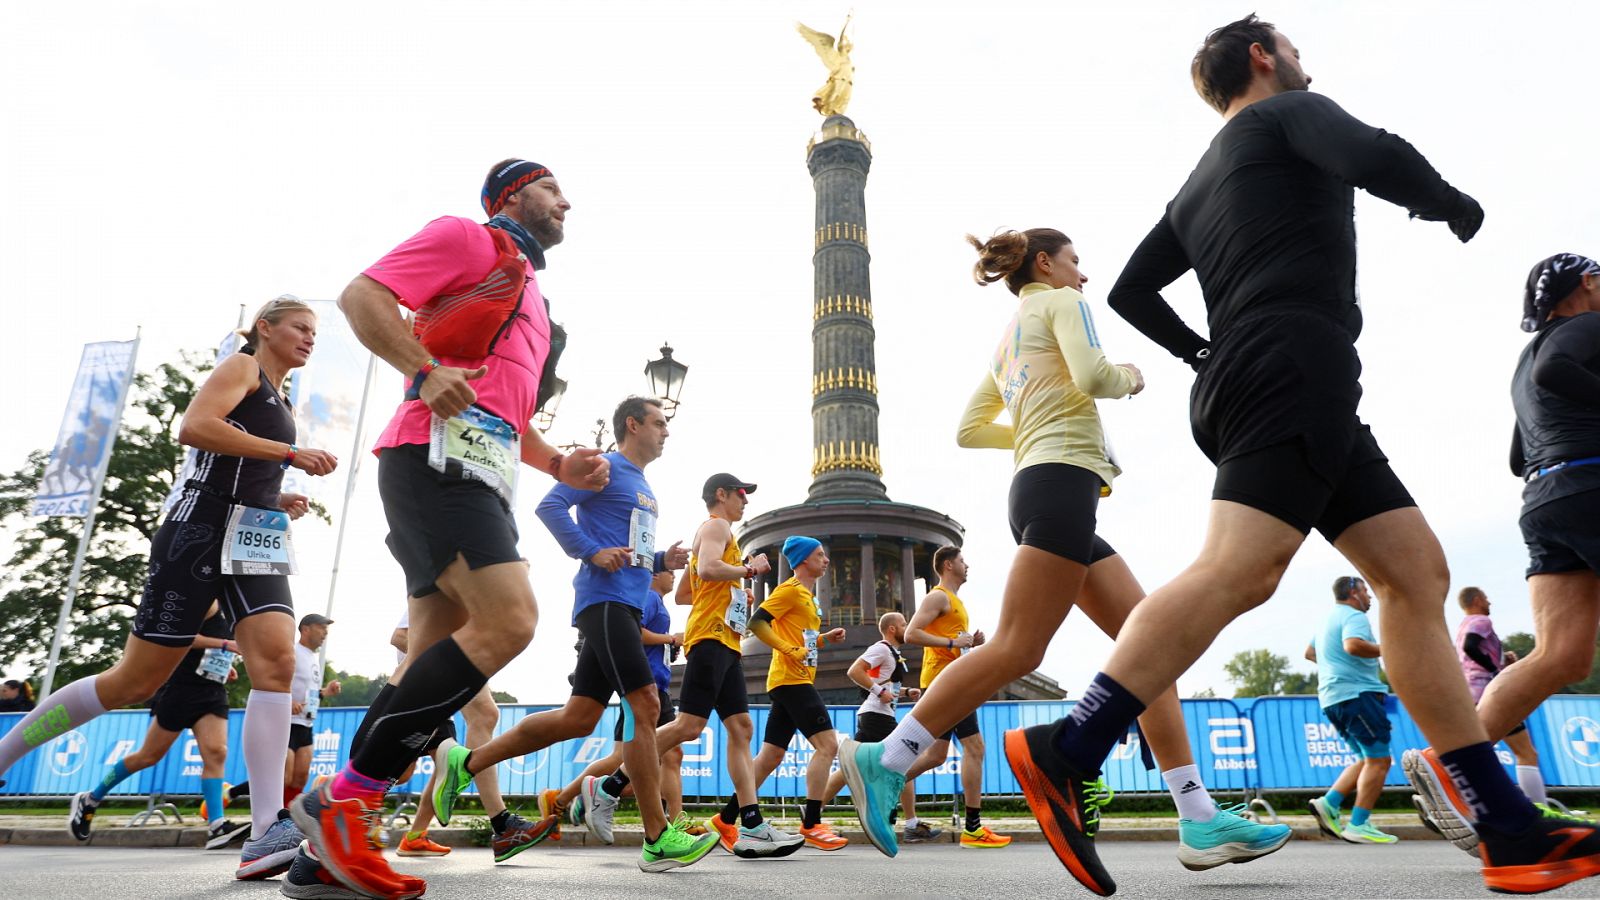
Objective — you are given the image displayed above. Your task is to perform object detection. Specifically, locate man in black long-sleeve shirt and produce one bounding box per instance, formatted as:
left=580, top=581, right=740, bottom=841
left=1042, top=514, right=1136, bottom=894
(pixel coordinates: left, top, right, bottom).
left=1010, top=15, right=1600, bottom=898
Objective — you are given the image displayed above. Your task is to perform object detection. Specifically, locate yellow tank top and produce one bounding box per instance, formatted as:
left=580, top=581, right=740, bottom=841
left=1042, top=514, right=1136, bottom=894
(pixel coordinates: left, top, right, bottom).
left=920, top=586, right=969, bottom=689
left=684, top=517, right=747, bottom=654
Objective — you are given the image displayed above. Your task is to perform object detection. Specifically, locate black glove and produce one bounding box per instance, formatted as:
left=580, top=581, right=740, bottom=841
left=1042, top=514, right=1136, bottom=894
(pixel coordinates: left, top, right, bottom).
left=1447, top=193, right=1484, bottom=243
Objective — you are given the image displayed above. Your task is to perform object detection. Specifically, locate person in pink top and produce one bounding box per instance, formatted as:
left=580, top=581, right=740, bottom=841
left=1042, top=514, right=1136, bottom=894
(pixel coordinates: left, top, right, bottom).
left=289, top=158, right=610, bottom=900
left=1454, top=587, right=1546, bottom=806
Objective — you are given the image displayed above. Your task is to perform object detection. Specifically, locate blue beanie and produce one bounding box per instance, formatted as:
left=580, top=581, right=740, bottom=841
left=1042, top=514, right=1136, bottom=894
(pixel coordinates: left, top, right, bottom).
left=782, top=536, right=823, bottom=572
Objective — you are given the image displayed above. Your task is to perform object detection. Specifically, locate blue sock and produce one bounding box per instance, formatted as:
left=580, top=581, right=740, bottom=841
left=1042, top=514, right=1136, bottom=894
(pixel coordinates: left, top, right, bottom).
left=1438, top=742, right=1538, bottom=833
left=1055, top=672, right=1147, bottom=776
left=1324, top=789, right=1345, bottom=812
left=1350, top=806, right=1371, bottom=827
left=202, top=777, right=225, bottom=825
left=90, top=759, right=131, bottom=803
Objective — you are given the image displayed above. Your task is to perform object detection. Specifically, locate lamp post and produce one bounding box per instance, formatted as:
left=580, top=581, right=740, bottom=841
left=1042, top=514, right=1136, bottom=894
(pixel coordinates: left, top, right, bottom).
left=644, top=343, right=689, bottom=421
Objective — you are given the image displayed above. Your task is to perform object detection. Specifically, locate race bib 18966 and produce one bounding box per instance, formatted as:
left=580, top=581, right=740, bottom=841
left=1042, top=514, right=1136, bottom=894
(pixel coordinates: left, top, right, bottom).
left=222, top=505, right=297, bottom=576
left=429, top=406, right=519, bottom=504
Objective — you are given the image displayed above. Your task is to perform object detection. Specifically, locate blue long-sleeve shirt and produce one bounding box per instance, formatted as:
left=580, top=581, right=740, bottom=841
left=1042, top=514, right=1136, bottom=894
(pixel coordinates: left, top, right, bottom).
left=537, top=451, right=666, bottom=623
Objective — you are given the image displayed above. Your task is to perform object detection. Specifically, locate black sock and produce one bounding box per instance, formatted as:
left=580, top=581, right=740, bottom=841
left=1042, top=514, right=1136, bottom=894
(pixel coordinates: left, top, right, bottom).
left=349, top=682, right=400, bottom=759
left=803, top=799, right=823, bottom=829
left=740, top=804, right=763, bottom=829
left=719, top=796, right=739, bottom=825
left=600, top=770, right=630, bottom=798
left=350, top=638, right=487, bottom=782
left=965, top=806, right=982, bottom=833
left=489, top=811, right=510, bottom=834
left=228, top=781, right=250, bottom=800
left=1056, top=672, right=1146, bottom=776
left=1438, top=742, right=1539, bottom=833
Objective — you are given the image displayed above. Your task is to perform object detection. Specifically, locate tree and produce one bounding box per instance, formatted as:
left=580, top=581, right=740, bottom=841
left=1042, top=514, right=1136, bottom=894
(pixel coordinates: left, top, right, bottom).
left=1502, top=632, right=1600, bottom=694
left=1223, top=648, right=1318, bottom=697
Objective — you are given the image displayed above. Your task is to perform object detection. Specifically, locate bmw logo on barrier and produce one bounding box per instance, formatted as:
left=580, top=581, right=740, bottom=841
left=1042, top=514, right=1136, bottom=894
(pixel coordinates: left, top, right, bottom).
left=1563, top=716, right=1600, bottom=767
left=504, top=747, right=549, bottom=777
left=50, top=730, right=88, bottom=777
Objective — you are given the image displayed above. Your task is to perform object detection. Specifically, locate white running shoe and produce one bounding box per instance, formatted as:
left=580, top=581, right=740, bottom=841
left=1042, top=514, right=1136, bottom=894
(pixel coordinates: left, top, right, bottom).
left=580, top=775, right=618, bottom=844
left=732, top=820, right=806, bottom=859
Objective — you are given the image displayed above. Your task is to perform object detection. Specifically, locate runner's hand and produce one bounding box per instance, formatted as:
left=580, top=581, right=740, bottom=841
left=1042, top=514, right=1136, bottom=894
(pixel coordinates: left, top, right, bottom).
left=590, top=547, right=632, bottom=572
left=419, top=365, right=487, bottom=419
left=826, top=627, right=847, bottom=643
left=907, top=688, right=921, bottom=701
left=953, top=631, right=975, bottom=649
left=748, top=553, right=771, bottom=576
left=277, top=492, right=310, bottom=519
left=669, top=632, right=685, bottom=648
left=324, top=680, right=341, bottom=697
left=972, top=629, right=987, bottom=647
left=292, top=448, right=338, bottom=477
left=786, top=645, right=808, bottom=663
left=1120, top=363, right=1145, bottom=395
left=292, top=701, right=304, bottom=715
left=558, top=448, right=610, bottom=490
left=1448, top=194, right=1484, bottom=243
left=663, top=540, right=690, bottom=570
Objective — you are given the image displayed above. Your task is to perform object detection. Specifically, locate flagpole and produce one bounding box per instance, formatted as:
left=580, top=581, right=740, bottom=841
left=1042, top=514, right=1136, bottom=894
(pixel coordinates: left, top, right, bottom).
left=39, top=331, right=142, bottom=700
left=317, top=349, right=377, bottom=677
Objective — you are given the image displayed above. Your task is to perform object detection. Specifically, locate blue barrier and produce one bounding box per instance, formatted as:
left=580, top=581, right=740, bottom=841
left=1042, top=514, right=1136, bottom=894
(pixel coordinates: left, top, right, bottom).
left=7, top=695, right=1600, bottom=800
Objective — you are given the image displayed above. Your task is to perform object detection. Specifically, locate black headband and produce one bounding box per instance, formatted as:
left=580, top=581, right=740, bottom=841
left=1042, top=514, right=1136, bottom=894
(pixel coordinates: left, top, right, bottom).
left=1523, top=253, right=1600, bottom=332
left=481, top=160, right=553, bottom=217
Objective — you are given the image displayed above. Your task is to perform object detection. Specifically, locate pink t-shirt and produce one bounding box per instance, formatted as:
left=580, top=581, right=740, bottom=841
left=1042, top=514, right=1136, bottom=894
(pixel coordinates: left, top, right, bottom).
left=366, top=216, right=550, bottom=451
left=1455, top=614, right=1501, bottom=696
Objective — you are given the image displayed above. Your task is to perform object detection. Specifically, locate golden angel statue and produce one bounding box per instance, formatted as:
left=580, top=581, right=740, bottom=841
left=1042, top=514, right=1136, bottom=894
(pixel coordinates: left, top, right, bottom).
left=796, top=17, right=854, bottom=116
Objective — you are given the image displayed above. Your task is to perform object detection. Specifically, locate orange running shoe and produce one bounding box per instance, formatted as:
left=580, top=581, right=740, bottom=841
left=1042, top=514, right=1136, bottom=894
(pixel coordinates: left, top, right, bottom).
left=1401, top=747, right=1480, bottom=854
left=706, top=812, right=739, bottom=853
left=537, top=788, right=565, bottom=840
left=1004, top=723, right=1116, bottom=896
left=800, top=822, right=849, bottom=850
left=290, top=782, right=415, bottom=899
left=961, top=824, right=1012, bottom=848
left=1480, top=807, right=1600, bottom=894
left=396, top=831, right=452, bottom=857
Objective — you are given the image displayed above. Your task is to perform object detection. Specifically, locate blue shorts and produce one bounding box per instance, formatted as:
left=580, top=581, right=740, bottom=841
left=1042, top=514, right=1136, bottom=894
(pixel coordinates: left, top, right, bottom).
left=1324, top=691, right=1392, bottom=758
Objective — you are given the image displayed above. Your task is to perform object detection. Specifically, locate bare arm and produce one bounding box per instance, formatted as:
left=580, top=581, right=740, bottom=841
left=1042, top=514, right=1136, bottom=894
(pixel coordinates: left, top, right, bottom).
left=673, top=571, right=695, bottom=606
left=178, top=354, right=292, bottom=462
left=1343, top=637, right=1382, bottom=659
left=337, top=275, right=484, bottom=420
left=905, top=590, right=959, bottom=649
left=641, top=627, right=682, bottom=648
left=693, top=518, right=758, bottom=581
left=1304, top=644, right=1317, bottom=663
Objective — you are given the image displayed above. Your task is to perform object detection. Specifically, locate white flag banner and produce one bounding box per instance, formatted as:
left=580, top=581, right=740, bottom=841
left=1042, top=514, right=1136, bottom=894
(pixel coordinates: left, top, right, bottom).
left=280, top=299, right=370, bottom=509
left=32, top=341, right=139, bottom=517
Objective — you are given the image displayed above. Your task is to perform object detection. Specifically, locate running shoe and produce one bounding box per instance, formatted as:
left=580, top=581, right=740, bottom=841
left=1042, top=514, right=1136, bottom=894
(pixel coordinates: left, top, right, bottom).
left=396, top=832, right=451, bottom=857
left=1177, top=803, right=1292, bottom=870
left=801, top=822, right=849, bottom=850
left=237, top=811, right=306, bottom=880
left=960, top=824, right=1013, bottom=848
left=430, top=744, right=474, bottom=828
left=580, top=775, right=618, bottom=844
left=1411, top=794, right=1444, bottom=838
left=639, top=818, right=719, bottom=873
left=1480, top=809, right=1600, bottom=894
left=289, top=781, right=413, bottom=898
left=281, top=841, right=426, bottom=900
left=838, top=737, right=906, bottom=858
left=68, top=791, right=97, bottom=842
left=902, top=821, right=944, bottom=843
left=1003, top=723, right=1116, bottom=897
left=537, top=788, right=565, bottom=840
left=1402, top=747, right=1479, bottom=854
left=1341, top=821, right=1399, bottom=844
left=199, top=782, right=233, bottom=822
left=732, top=820, right=806, bottom=859
left=1308, top=796, right=1343, bottom=839
left=707, top=813, right=739, bottom=853
left=492, top=813, right=557, bottom=863
left=206, top=818, right=252, bottom=850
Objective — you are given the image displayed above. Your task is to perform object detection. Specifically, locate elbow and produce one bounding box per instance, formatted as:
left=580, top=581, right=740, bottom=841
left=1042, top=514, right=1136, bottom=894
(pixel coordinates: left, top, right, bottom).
left=955, top=425, right=981, bottom=448
left=177, top=416, right=202, bottom=449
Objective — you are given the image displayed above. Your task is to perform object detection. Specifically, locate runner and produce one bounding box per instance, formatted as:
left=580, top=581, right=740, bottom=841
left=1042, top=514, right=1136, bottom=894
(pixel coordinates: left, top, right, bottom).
left=425, top=396, right=717, bottom=872
left=745, top=536, right=850, bottom=850
left=290, top=159, right=610, bottom=900
left=1406, top=253, right=1600, bottom=859
left=0, top=297, right=336, bottom=881
left=929, top=17, right=1599, bottom=896
left=1453, top=587, right=1546, bottom=806
left=67, top=603, right=249, bottom=850
left=1304, top=577, right=1397, bottom=844
left=286, top=614, right=340, bottom=807
left=837, top=230, right=1290, bottom=879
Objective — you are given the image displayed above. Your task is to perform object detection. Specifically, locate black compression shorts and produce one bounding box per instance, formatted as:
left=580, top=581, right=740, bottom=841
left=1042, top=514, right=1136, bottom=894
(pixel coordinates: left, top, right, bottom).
left=1522, top=490, right=1600, bottom=577
left=378, top=444, right=524, bottom=598
left=422, top=717, right=457, bottom=753
left=149, top=683, right=229, bottom=733
left=571, top=602, right=656, bottom=704
left=289, top=724, right=314, bottom=751
left=854, top=711, right=897, bottom=744
left=1008, top=464, right=1117, bottom=565
left=945, top=710, right=981, bottom=742
left=763, top=683, right=834, bottom=748
left=678, top=641, right=750, bottom=720
left=614, top=687, right=675, bottom=741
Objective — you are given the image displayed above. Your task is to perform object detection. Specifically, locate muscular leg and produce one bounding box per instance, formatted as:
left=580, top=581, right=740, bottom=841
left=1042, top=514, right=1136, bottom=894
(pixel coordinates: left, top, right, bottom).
left=461, top=686, right=506, bottom=818
left=464, top=697, right=605, bottom=775
left=1354, top=756, right=1392, bottom=812
left=660, top=745, right=684, bottom=818
left=617, top=685, right=667, bottom=839
left=956, top=732, right=983, bottom=814
left=748, top=741, right=786, bottom=791
left=120, top=720, right=184, bottom=774
left=724, top=713, right=759, bottom=808
left=1476, top=572, right=1600, bottom=741
left=194, top=714, right=229, bottom=781
left=234, top=610, right=296, bottom=837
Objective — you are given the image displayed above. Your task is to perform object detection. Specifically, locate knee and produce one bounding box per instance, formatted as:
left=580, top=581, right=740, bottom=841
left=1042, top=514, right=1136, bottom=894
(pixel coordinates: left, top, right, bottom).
left=811, top=736, right=838, bottom=760
left=1547, top=647, right=1596, bottom=686
left=664, top=746, right=683, bottom=767
left=726, top=717, right=753, bottom=742
left=629, top=692, right=661, bottom=724
left=1368, top=558, right=1450, bottom=612
left=463, top=696, right=499, bottom=732
left=248, top=654, right=296, bottom=693
left=988, top=632, right=1047, bottom=676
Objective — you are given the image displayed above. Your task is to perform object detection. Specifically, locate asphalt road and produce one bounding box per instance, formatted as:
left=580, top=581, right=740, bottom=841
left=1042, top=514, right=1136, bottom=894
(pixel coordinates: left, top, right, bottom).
left=5, top=840, right=1600, bottom=899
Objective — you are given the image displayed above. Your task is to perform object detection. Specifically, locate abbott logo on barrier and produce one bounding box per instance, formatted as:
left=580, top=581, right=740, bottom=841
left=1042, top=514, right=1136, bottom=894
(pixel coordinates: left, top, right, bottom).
left=1208, top=718, right=1258, bottom=770
left=1563, top=717, right=1600, bottom=768
left=181, top=738, right=203, bottom=777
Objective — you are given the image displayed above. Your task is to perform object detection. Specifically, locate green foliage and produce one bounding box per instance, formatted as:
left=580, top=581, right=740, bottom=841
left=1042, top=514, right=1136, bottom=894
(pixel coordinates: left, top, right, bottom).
left=490, top=689, right=519, bottom=704
left=1502, top=632, right=1600, bottom=694
left=1224, top=648, right=1319, bottom=698
left=1190, top=686, right=1217, bottom=699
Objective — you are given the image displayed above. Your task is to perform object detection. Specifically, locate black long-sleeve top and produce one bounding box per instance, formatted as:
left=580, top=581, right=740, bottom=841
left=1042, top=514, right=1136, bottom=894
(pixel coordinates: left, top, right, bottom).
left=1511, top=312, right=1600, bottom=509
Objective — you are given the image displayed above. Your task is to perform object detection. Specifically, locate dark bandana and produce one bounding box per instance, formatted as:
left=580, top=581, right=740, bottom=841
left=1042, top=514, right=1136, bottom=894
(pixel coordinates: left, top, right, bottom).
left=480, top=159, right=552, bottom=218
left=1523, top=252, right=1600, bottom=332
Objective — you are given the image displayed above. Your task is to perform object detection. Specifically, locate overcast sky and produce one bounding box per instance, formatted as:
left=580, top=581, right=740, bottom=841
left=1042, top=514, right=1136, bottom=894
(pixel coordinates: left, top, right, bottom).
left=5, top=2, right=1598, bottom=704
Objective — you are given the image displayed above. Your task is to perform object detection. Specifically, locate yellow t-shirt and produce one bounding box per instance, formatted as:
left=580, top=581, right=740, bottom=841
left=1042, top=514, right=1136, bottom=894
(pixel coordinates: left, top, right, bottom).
left=919, top=587, right=969, bottom=689
left=684, top=518, right=749, bottom=654
left=760, top=577, right=822, bottom=691
left=956, top=282, right=1137, bottom=492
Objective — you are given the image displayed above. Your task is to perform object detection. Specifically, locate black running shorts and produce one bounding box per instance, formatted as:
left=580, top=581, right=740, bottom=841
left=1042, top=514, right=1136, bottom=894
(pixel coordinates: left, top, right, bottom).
left=613, top=687, right=675, bottom=741
left=289, top=724, right=314, bottom=751
left=378, top=444, right=523, bottom=598
left=854, top=710, right=897, bottom=743
left=149, top=682, right=229, bottom=733
left=678, top=641, right=749, bottom=720
left=570, top=602, right=656, bottom=704
left=131, top=488, right=295, bottom=648
left=1522, top=490, right=1600, bottom=577
left=945, top=710, right=981, bottom=742
left=1008, top=463, right=1117, bottom=565
left=763, top=683, right=834, bottom=748
left=1195, top=310, right=1414, bottom=540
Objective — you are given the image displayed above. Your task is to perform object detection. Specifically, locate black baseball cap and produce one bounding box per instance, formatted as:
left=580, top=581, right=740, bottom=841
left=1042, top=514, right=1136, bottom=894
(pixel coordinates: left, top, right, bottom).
left=702, top=473, right=757, bottom=503
left=298, top=614, right=335, bottom=628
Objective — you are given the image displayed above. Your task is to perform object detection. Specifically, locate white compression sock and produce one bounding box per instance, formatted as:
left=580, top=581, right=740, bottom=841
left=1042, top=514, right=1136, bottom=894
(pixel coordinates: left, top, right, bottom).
left=242, top=689, right=292, bottom=839
left=1161, top=764, right=1217, bottom=822
left=879, top=715, right=935, bottom=774
left=1516, top=765, right=1548, bottom=805
left=0, top=675, right=107, bottom=776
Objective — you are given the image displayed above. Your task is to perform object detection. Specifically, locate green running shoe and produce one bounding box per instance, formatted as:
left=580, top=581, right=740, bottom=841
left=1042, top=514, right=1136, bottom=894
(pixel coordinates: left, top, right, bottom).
left=431, top=744, right=474, bottom=827
left=1340, top=821, right=1399, bottom=844
left=839, top=738, right=906, bottom=858
left=1177, top=803, right=1293, bottom=870
left=640, top=819, right=719, bottom=872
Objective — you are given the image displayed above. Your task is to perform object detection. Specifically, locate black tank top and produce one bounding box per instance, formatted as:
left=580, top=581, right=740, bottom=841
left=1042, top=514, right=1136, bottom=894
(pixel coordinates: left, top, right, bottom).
left=188, top=365, right=297, bottom=509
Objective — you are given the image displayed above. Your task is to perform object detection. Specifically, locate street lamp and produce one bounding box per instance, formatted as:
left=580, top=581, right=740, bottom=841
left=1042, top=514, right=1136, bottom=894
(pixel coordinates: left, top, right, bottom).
left=533, top=376, right=567, bottom=434
left=644, top=343, right=689, bottom=421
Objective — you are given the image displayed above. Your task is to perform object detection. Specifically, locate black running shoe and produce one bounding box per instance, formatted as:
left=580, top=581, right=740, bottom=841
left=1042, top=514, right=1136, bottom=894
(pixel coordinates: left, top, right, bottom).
left=1003, top=722, right=1116, bottom=896
left=68, top=791, right=97, bottom=842
left=1480, top=808, right=1600, bottom=894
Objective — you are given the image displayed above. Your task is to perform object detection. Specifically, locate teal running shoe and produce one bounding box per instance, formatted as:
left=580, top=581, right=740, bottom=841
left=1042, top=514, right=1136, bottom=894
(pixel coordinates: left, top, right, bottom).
left=1308, top=796, right=1343, bottom=839
left=431, top=743, right=475, bottom=826
left=839, top=738, right=905, bottom=858
left=1177, top=803, right=1293, bottom=871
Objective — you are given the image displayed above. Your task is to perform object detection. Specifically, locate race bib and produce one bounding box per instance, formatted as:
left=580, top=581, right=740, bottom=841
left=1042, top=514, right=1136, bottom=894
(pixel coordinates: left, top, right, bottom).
left=803, top=629, right=819, bottom=669
left=304, top=691, right=321, bottom=722
left=196, top=648, right=236, bottom=684
left=629, top=508, right=658, bottom=569
left=222, top=505, right=297, bottom=576
left=429, top=406, right=519, bottom=504
left=725, top=587, right=750, bottom=636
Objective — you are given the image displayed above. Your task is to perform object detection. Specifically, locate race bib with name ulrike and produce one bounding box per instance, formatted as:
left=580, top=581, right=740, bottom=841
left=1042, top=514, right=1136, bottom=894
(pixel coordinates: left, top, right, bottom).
left=222, top=505, right=297, bottom=576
